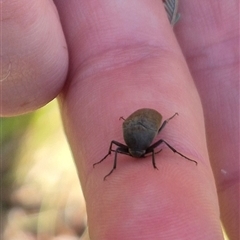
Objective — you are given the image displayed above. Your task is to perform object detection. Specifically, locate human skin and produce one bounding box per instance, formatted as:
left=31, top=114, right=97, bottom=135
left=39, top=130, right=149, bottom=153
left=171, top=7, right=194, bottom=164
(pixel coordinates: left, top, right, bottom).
left=1, top=1, right=239, bottom=239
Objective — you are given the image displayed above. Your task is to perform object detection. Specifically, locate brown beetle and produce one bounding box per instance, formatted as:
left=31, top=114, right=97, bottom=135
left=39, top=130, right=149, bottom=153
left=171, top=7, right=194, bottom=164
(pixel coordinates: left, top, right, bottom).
left=93, top=108, right=197, bottom=180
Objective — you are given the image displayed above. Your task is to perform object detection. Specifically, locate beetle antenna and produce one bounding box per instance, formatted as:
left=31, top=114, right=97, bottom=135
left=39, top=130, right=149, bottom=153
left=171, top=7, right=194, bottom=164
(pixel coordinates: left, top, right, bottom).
left=158, top=112, right=178, bottom=133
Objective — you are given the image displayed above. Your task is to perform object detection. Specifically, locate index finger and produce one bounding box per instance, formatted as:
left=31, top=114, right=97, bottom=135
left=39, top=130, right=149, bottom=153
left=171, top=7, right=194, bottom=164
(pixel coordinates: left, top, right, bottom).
left=55, top=0, right=224, bottom=239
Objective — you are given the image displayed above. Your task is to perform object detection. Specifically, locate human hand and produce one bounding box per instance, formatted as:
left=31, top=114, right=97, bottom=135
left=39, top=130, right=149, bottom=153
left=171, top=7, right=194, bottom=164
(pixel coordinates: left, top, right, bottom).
left=2, top=1, right=238, bottom=239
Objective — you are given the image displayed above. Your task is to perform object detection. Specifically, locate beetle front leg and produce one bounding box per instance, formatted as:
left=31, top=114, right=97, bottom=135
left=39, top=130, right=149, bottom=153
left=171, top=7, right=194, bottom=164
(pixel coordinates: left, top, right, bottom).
left=93, top=141, right=115, bottom=167
left=103, top=149, right=119, bottom=180
left=151, top=149, right=159, bottom=170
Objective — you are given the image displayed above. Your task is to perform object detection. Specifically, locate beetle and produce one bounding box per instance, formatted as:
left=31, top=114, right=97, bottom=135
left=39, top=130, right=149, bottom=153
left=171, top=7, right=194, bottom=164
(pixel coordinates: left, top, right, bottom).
left=93, top=108, right=197, bottom=180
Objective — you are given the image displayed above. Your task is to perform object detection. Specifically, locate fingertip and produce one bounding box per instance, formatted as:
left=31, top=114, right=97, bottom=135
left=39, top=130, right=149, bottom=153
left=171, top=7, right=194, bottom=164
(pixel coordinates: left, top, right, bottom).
left=2, top=1, right=68, bottom=116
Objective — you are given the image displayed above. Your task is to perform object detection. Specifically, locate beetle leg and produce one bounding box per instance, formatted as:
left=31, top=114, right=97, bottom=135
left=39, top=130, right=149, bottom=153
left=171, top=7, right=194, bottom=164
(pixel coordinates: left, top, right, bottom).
left=161, top=140, right=198, bottom=165
left=93, top=140, right=128, bottom=167
left=93, top=141, right=114, bottom=167
left=103, top=146, right=129, bottom=180
left=145, top=146, right=161, bottom=169
left=147, top=139, right=198, bottom=165
left=151, top=149, right=159, bottom=170
left=111, top=140, right=128, bottom=149
left=144, top=149, right=162, bottom=158
left=103, top=149, right=118, bottom=180
left=111, top=149, right=131, bottom=156
left=158, top=112, right=178, bottom=133
left=93, top=153, right=109, bottom=167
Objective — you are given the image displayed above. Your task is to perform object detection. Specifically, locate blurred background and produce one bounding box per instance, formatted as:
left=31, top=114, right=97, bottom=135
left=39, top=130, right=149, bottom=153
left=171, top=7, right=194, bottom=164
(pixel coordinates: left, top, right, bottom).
left=1, top=99, right=230, bottom=240
left=1, top=100, right=89, bottom=240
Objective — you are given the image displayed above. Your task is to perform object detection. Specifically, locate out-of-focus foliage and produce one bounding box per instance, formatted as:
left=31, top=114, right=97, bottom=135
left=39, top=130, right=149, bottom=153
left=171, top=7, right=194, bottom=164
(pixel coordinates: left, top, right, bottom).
left=1, top=100, right=88, bottom=240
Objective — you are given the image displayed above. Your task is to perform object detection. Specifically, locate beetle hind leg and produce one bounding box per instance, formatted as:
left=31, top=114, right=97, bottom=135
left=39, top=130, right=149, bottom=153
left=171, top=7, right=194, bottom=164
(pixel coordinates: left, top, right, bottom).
left=162, top=140, right=198, bottom=165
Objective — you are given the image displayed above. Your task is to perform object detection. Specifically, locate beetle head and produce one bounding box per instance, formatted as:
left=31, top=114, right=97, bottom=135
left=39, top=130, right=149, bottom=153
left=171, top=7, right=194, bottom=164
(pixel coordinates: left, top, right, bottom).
left=129, top=148, right=146, bottom=158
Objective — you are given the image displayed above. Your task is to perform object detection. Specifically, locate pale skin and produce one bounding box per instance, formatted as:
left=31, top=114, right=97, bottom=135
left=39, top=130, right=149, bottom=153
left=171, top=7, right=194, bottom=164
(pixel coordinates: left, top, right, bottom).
left=1, top=1, right=239, bottom=239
